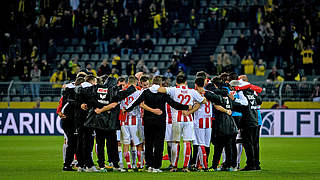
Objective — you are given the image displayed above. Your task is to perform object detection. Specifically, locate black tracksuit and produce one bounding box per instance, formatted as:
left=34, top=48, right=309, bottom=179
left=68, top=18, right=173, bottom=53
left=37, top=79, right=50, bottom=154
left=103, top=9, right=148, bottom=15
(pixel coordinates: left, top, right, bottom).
left=237, top=89, right=262, bottom=169
left=74, top=82, right=96, bottom=168
left=60, top=84, right=77, bottom=168
left=84, top=84, right=135, bottom=168
left=205, top=90, right=239, bottom=169
left=126, top=88, right=189, bottom=169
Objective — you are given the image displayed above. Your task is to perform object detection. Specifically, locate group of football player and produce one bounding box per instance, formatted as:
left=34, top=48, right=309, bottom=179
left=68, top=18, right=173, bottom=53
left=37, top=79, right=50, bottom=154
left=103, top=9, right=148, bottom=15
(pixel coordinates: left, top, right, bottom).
left=57, top=70, right=262, bottom=173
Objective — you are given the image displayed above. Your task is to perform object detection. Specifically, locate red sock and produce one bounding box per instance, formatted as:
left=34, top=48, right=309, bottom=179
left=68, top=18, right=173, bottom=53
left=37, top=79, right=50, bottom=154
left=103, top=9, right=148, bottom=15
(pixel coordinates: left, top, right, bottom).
left=124, top=151, right=132, bottom=169
left=74, top=154, right=77, bottom=160
left=183, top=142, right=191, bottom=168
left=137, top=151, right=142, bottom=168
left=200, top=146, right=208, bottom=168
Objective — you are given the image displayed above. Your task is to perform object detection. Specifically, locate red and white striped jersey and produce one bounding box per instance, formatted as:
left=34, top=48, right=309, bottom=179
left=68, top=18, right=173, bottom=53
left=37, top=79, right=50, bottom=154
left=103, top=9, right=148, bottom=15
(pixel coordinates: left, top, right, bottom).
left=194, top=100, right=213, bottom=129
left=120, top=90, right=142, bottom=126
left=166, top=103, right=173, bottom=125
left=166, top=85, right=205, bottom=122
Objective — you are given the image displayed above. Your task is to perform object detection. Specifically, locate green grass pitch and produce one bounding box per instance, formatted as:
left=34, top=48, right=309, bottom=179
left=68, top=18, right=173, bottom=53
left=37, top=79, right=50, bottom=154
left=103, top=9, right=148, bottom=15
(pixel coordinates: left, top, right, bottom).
left=0, top=136, right=319, bottom=180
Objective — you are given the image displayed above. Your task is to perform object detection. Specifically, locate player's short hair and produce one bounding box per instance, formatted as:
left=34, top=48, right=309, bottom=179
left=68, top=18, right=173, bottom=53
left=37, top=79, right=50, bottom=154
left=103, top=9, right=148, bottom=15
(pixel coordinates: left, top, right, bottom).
left=76, top=72, right=87, bottom=78
left=196, top=71, right=207, bottom=79
left=85, top=75, right=96, bottom=83
left=128, top=75, right=137, bottom=84
left=96, top=77, right=103, bottom=85
left=75, top=77, right=85, bottom=86
left=118, top=77, right=125, bottom=83
left=152, top=75, right=163, bottom=85
left=195, top=77, right=205, bottom=87
left=229, top=72, right=238, bottom=81
left=140, top=75, right=149, bottom=83
left=219, top=72, right=229, bottom=82
left=176, top=74, right=187, bottom=84
left=211, top=76, right=223, bottom=88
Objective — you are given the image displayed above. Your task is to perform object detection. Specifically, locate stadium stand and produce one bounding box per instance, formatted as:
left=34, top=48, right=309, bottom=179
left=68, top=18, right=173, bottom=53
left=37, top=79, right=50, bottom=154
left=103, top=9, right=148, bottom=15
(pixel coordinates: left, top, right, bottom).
left=0, top=0, right=320, bottom=103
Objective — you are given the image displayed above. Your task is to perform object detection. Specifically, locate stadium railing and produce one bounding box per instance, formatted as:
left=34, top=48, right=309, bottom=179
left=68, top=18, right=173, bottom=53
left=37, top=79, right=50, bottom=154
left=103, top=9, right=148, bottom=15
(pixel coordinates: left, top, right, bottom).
left=0, top=81, right=318, bottom=105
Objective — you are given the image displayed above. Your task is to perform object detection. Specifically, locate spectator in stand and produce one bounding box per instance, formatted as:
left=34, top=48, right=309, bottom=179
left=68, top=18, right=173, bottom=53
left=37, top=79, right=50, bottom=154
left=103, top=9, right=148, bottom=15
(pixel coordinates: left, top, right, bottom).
left=143, top=34, right=154, bottom=54
left=251, top=29, right=263, bottom=60
left=168, top=59, right=179, bottom=76
left=207, top=5, right=217, bottom=30
left=255, top=59, right=266, bottom=76
left=133, top=34, right=144, bottom=55
left=241, top=54, right=254, bottom=75
left=118, top=9, right=131, bottom=37
left=46, top=39, right=57, bottom=65
left=180, top=47, right=191, bottom=75
left=152, top=67, right=160, bottom=76
left=30, top=64, right=41, bottom=98
left=126, top=59, right=136, bottom=76
left=111, top=55, right=121, bottom=74
left=284, top=64, right=300, bottom=81
left=207, top=55, right=217, bottom=75
left=86, top=63, right=97, bottom=77
left=151, top=9, right=162, bottom=39
left=273, top=37, right=285, bottom=68
left=301, top=45, right=314, bottom=75
left=235, top=34, right=248, bottom=59
left=164, top=68, right=173, bottom=80
left=20, top=65, right=31, bottom=95
left=97, top=59, right=111, bottom=76
left=217, top=48, right=231, bottom=73
left=136, top=59, right=149, bottom=74
left=99, top=23, right=110, bottom=54
left=132, top=10, right=142, bottom=36
left=57, top=59, right=68, bottom=71
left=170, top=19, right=182, bottom=39
left=39, top=59, right=51, bottom=80
left=50, top=67, right=66, bottom=89
left=230, top=49, right=241, bottom=75
left=111, top=36, right=123, bottom=55
left=189, top=8, right=199, bottom=40
left=121, top=34, right=133, bottom=56
left=311, top=78, right=320, bottom=102
left=85, top=25, right=97, bottom=52
left=109, top=68, right=119, bottom=79
left=267, top=66, right=280, bottom=81
left=256, top=8, right=263, bottom=25
left=0, top=62, right=8, bottom=81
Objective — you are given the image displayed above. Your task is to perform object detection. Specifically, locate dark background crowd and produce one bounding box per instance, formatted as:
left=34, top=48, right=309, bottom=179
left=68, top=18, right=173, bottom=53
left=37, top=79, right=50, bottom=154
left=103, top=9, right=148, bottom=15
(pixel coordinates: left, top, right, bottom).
left=0, top=0, right=320, bottom=101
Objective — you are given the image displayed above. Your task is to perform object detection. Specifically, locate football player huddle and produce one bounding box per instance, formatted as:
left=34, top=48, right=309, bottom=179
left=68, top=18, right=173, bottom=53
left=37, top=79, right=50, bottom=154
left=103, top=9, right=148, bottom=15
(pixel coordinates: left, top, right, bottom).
left=57, top=71, right=262, bottom=173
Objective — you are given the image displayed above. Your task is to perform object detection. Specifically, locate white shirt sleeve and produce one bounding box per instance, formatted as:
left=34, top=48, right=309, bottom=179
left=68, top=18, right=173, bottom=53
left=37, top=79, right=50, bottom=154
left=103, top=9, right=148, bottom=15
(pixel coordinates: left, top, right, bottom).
left=166, top=87, right=175, bottom=97
left=192, top=89, right=205, bottom=103
left=236, top=91, right=248, bottom=106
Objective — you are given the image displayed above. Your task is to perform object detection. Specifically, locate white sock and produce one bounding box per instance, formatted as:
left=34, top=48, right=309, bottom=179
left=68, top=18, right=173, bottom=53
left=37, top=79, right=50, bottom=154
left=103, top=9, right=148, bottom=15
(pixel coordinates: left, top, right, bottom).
left=183, top=142, right=191, bottom=168
left=63, top=143, right=68, bottom=163
left=237, top=143, right=243, bottom=165
left=118, top=146, right=123, bottom=168
left=171, top=143, right=179, bottom=167
left=198, top=146, right=203, bottom=167
left=131, top=146, right=137, bottom=167
left=222, top=148, right=226, bottom=164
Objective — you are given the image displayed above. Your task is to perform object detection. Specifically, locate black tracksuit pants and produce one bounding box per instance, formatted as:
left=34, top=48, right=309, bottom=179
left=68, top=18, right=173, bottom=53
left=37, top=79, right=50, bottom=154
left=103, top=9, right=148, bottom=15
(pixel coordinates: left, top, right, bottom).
left=254, top=125, right=261, bottom=168
left=144, top=119, right=166, bottom=169
left=62, top=121, right=77, bottom=168
left=76, top=126, right=94, bottom=168
left=231, top=116, right=241, bottom=167
left=212, top=135, right=233, bottom=168
left=95, top=129, right=119, bottom=168
left=241, top=126, right=259, bottom=168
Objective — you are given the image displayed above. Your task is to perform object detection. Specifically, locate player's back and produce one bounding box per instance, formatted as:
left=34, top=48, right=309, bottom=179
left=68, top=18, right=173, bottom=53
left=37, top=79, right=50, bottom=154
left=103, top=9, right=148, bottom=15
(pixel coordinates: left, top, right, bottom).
left=194, top=91, right=213, bottom=129
left=167, top=85, right=204, bottom=122
left=120, top=90, right=142, bottom=125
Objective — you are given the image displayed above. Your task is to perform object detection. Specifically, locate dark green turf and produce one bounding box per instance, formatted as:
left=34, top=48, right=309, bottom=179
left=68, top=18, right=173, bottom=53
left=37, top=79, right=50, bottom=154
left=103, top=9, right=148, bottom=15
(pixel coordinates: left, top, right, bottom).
left=0, top=136, right=319, bottom=180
